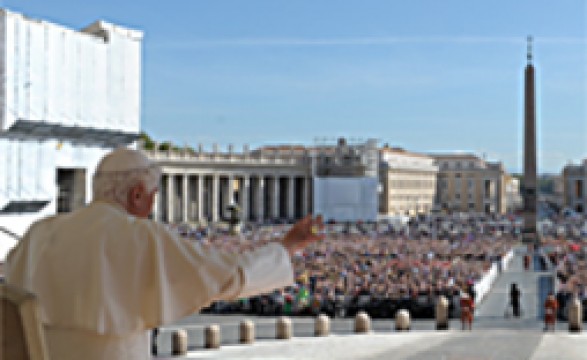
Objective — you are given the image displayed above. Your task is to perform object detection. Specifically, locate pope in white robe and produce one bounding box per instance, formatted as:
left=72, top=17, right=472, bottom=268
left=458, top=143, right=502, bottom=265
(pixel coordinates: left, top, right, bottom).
left=4, top=148, right=324, bottom=360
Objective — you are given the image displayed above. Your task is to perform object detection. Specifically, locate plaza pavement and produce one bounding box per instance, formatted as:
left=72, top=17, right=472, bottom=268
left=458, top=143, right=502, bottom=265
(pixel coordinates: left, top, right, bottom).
left=156, top=245, right=585, bottom=359
left=178, top=330, right=587, bottom=360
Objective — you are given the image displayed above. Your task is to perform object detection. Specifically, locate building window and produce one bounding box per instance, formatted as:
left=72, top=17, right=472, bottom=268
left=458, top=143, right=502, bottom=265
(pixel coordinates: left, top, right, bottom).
left=484, top=180, right=492, bottom=198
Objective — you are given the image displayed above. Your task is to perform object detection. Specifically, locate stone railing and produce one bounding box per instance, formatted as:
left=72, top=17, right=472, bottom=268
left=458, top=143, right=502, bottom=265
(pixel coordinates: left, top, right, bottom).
left=473, top=248, right=514, bottom=305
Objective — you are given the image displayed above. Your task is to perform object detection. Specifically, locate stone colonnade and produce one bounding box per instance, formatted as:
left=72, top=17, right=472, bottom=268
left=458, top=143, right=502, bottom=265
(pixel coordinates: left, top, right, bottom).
left=153, top=172, right=311, bottom=224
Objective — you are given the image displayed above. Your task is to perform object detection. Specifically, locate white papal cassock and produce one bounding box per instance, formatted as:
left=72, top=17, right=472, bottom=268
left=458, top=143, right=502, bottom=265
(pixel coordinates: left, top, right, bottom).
left=5, top=201, right=294, bottom=359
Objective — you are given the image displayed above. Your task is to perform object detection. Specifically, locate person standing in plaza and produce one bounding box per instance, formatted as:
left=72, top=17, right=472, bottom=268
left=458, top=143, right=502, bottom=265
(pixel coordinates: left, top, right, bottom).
left=460, top=292, right=474, bottom=330
left=510, top=283, right=522, bottom=317
left=4, top=148, right=325, bottom=360
left=543, top=292, right=558, bottom=331
left=524, top=254, right=531, bottom=271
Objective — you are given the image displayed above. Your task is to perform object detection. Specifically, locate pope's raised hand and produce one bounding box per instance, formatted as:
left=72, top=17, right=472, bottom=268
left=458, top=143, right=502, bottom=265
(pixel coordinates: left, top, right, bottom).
left=281, top=215, right=325, bottom=257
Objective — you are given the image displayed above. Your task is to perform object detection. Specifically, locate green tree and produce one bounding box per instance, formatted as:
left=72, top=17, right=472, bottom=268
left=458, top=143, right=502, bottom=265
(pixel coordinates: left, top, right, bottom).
left=139, top=132, right=156, bottom=150
left=158, top=142, right=173, bottom=151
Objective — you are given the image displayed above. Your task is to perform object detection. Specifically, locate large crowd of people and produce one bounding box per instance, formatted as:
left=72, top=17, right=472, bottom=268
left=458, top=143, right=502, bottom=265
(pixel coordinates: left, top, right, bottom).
left=534, top=212, right=587, bottom=319
left=173, top=213, right=523, bottom=318
left=170, top=210, right=587, bottom=319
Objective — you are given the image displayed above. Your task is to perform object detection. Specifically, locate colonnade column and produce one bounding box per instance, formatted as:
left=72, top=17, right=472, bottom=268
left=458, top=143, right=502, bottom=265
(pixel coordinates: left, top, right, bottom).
left=287, top=176, right=295, bottom=220
left=257, top=177, right=265, bottom=222
left=196, top=174, right=203, bottom=222
left=212, top=174, right=219, bottom=222
left=182, top=174, right=189, bottom=223
left=152, top=192, right=160, bottom=221
left=226, top=174, right=234, bottom=219
left=167, top=174, right=174, bottom=223
left=302, top=177, right=309, bottom=217
left=584, top=179, right=587, bottom=213
left=241, top=175, right=250, bottom=222
left=272, top=176, right=280, bottom=219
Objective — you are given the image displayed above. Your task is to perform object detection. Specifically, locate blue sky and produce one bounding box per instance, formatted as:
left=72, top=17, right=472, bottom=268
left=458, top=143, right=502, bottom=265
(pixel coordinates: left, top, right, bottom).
left=6, top=0, right=587, bottom=173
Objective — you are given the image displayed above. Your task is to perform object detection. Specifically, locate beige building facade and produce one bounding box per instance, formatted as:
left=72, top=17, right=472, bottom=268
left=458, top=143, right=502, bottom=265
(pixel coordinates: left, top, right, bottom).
left=562, top=159, right=587, bottom=213
left=433, top=154, right=507, bottom=214
left=379, top=147, right=438, bottom=216
left=504, top=175, right=523, bottom=213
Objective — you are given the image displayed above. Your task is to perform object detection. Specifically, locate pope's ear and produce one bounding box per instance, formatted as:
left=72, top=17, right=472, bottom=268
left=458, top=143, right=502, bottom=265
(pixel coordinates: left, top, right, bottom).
left=128, top=183, right=143, bottom=204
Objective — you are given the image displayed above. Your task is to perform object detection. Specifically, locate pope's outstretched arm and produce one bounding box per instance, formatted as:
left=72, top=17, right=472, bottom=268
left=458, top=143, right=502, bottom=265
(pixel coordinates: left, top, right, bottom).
left=142, top=214, right=324, bottom=328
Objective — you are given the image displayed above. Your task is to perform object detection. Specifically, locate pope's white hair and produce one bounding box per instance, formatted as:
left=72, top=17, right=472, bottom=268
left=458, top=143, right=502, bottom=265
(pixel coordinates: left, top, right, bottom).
left=92, top=149, right=161, bottom=206
left=93, top=166, right=161, bottom=206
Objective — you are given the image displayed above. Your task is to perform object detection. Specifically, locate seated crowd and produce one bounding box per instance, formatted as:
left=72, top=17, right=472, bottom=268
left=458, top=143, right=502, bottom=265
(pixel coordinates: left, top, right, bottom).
left=173, top=214, right=519, bottom=318
left=537, top=216, right=587, bottom=319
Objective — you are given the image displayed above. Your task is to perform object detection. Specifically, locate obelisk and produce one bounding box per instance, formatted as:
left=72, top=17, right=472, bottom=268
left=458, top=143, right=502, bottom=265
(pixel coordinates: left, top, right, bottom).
left=522, top=36, right=538, bottom=247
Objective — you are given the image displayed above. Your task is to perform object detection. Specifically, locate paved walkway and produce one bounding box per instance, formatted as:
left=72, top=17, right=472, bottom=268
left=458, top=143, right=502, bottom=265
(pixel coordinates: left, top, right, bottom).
left=161, top=245, right=582, bottom=359
left=475, top=245, right=553, bottom=328
left=179, top=331, right=587, bottom=359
